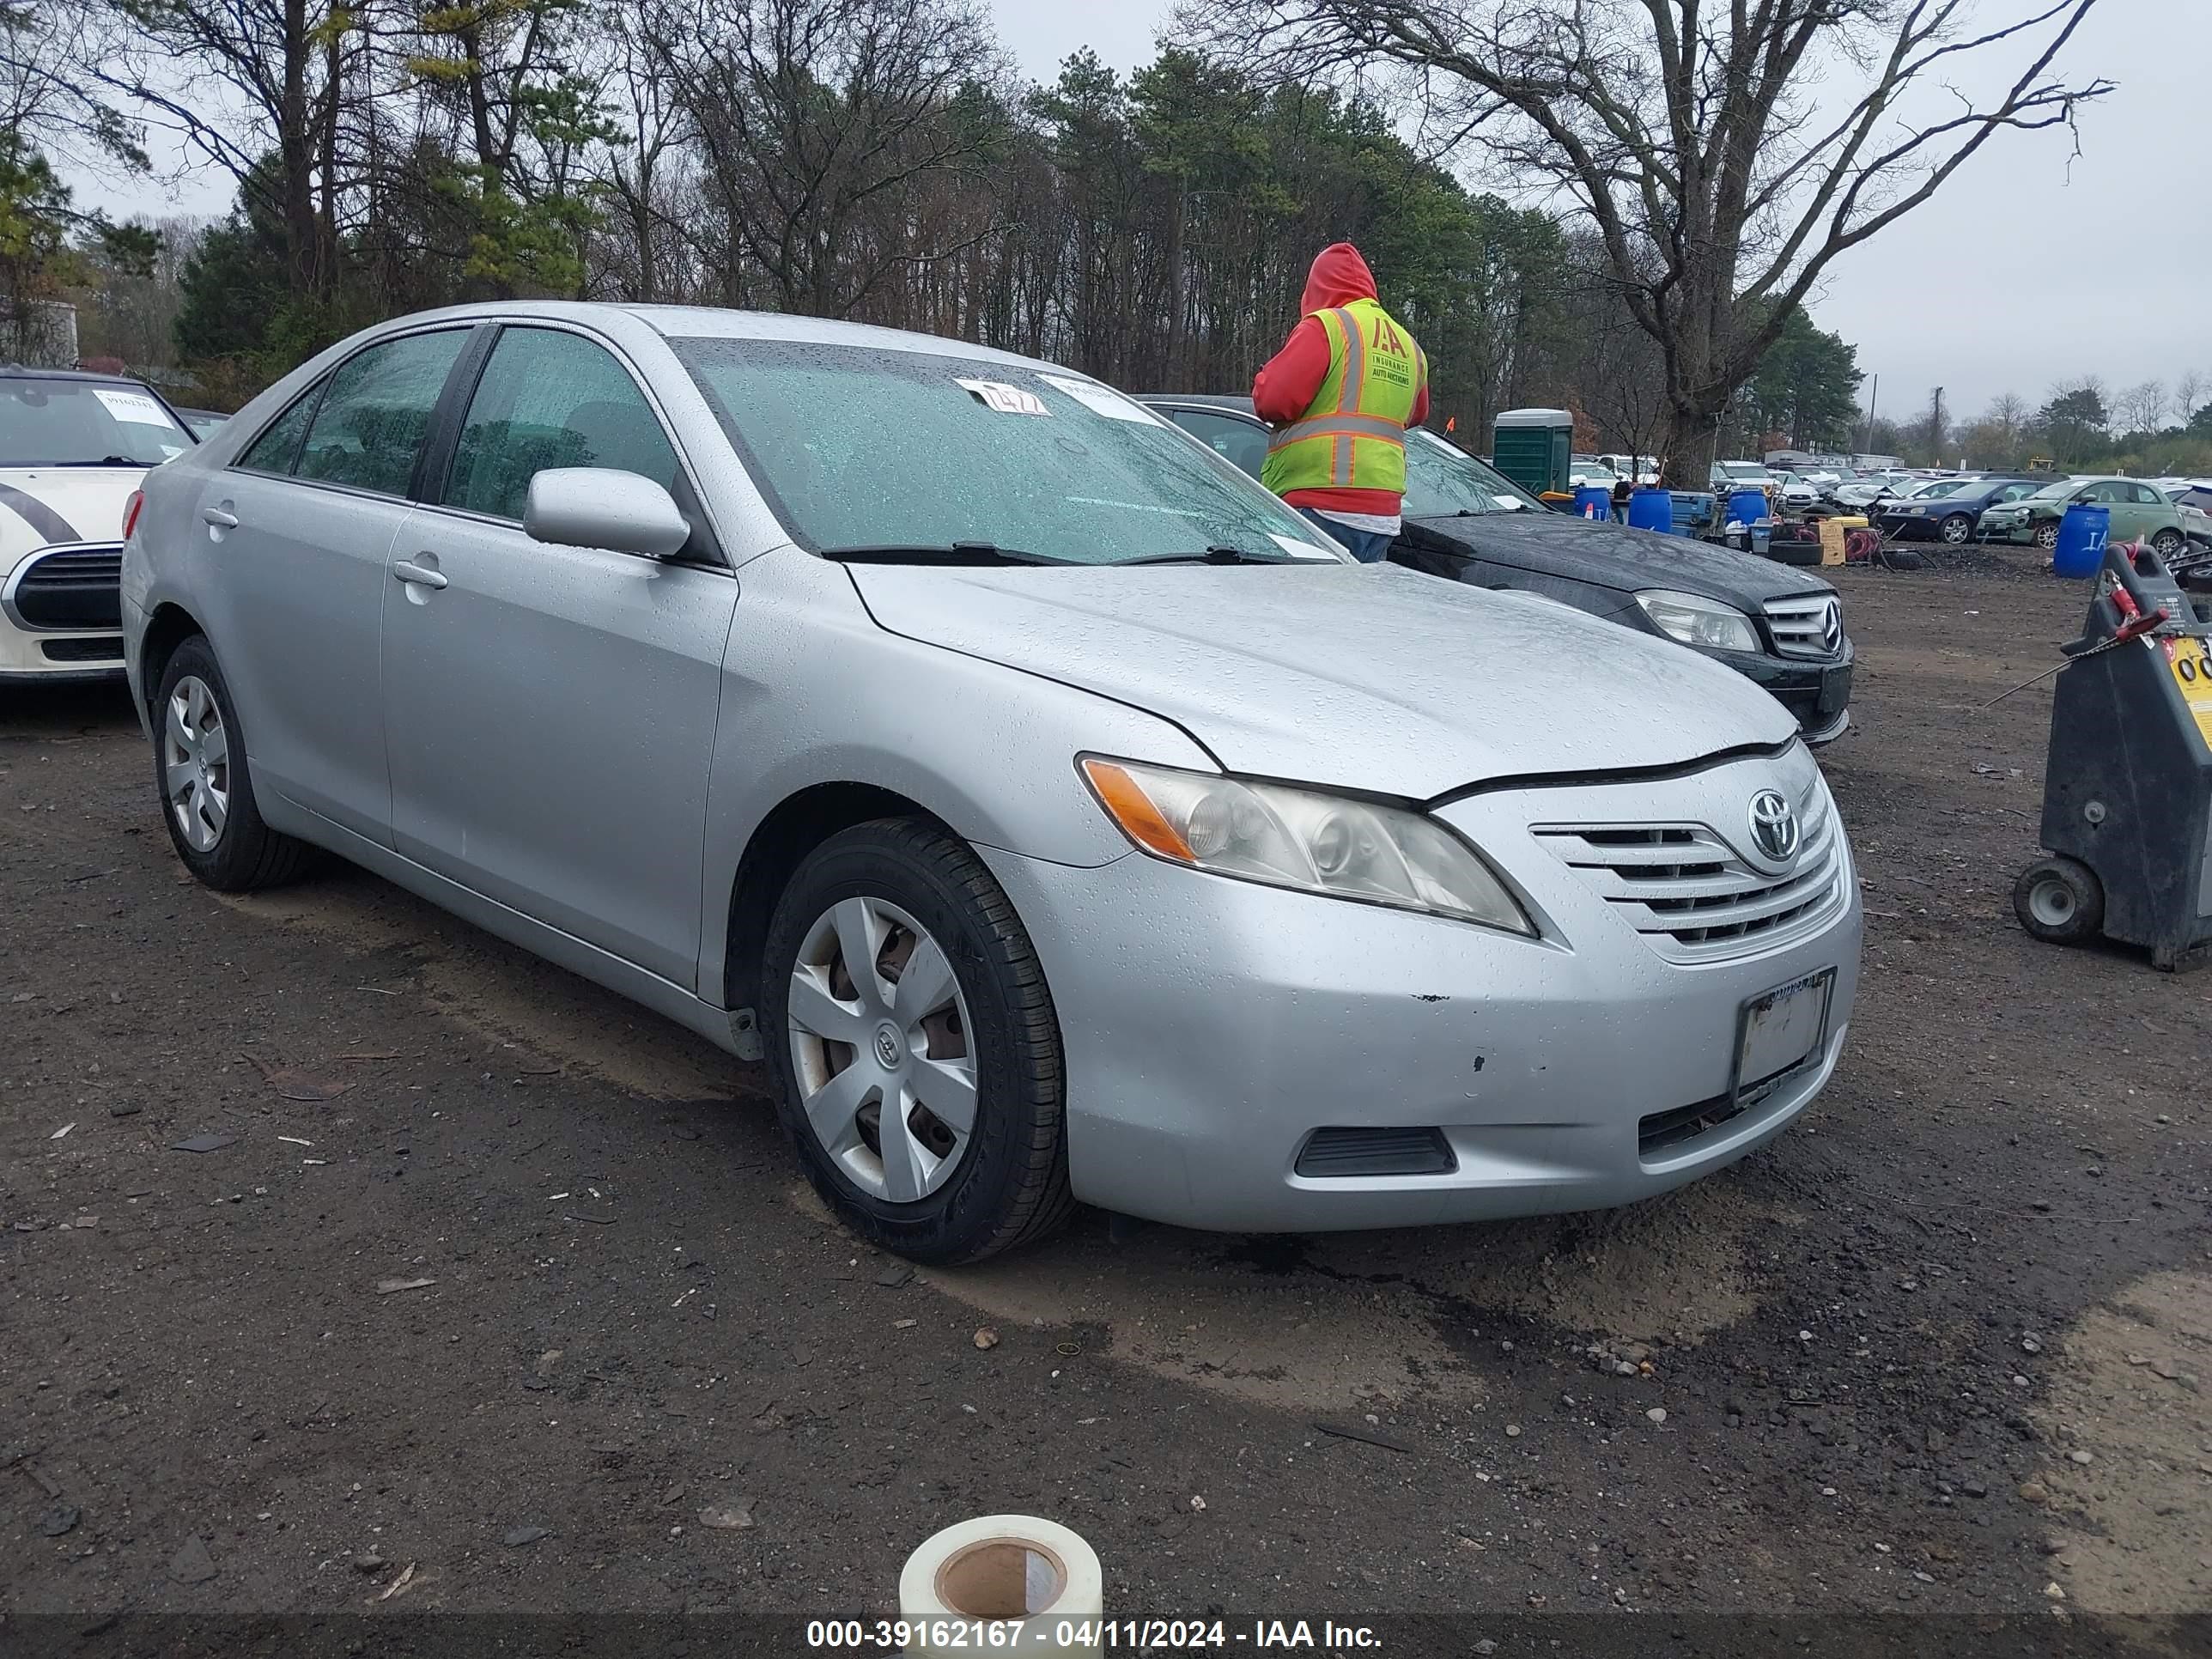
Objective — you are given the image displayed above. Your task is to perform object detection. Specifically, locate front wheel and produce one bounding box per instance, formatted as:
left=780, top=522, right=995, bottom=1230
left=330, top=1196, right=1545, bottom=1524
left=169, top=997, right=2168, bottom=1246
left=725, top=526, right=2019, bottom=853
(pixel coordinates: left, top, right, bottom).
left=2033, top=520, right=2060, bottom=550
left=1940, top=514, right=1972, bottom=545
left=2013, top=855, right=2103, bottom=945
left=2151, top=529, right=2184, bottom=558
left=761, top=818, right=1073, bottom=1264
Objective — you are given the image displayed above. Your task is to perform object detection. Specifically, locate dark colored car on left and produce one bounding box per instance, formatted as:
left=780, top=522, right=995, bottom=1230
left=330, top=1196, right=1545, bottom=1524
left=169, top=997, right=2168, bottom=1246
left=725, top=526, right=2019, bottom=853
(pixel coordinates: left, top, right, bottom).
left=1872, top=475, right=2041, bottom=544
left=1141, top=393, right=1854, bottom=744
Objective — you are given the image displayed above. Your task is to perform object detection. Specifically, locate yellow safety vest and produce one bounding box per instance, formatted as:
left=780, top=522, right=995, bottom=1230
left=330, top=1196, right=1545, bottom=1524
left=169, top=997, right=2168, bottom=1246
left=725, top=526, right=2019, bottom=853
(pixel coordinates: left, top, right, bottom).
left=1261, top=298, right=1426, bottom=498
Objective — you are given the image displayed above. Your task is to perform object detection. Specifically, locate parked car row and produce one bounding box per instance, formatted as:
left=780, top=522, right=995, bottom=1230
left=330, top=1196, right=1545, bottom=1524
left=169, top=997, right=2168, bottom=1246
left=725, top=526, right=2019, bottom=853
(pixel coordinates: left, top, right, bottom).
left=10, top=307, right=1865, bottom=1263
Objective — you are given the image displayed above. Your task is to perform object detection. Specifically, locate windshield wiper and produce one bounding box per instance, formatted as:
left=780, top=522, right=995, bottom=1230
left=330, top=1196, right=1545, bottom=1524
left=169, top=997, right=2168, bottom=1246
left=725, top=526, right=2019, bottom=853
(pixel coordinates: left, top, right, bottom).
left=1118, top=544, right=1297, bottom=566
left=819, top=541, right=1073, bottom=566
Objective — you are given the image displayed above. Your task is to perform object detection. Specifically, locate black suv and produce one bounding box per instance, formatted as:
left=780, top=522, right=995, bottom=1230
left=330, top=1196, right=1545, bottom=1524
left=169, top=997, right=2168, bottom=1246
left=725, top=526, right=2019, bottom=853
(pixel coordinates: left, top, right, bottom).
left=1141, top=395, right=1853, bottom=744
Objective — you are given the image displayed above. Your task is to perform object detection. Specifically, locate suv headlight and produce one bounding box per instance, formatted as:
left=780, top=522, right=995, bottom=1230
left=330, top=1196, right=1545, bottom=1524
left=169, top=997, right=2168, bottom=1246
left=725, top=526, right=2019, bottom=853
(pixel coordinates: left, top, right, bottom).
left=1634, top=590, right=1761, bottom=653
left=1079, top=757, right=1534, bottom=934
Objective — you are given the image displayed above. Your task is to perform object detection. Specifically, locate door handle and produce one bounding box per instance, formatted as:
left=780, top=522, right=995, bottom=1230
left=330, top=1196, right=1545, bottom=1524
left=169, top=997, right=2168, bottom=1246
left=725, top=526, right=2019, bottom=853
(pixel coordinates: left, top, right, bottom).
left=392, top=559, right=447, bottom=590
left=201, top=506, right=239, bottom=528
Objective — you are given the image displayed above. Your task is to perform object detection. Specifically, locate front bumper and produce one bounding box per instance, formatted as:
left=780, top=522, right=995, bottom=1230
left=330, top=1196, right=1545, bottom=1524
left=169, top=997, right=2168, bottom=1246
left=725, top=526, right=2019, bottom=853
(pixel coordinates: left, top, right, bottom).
left=0, top=611, right=125, bottom=682
left=1698, top=638, right=1853, bottom=741
left=985, top=749, right=1863, bottom=1234
left=1978, top=515, right=2042, bottom=544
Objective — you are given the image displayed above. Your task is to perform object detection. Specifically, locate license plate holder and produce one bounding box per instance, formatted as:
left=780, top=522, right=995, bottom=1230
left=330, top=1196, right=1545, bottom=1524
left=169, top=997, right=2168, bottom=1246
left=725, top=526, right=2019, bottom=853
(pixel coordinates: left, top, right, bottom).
left=1734, top=969, right=1836, bottom=1102
left=1818, top=663, right=1852, bottom=714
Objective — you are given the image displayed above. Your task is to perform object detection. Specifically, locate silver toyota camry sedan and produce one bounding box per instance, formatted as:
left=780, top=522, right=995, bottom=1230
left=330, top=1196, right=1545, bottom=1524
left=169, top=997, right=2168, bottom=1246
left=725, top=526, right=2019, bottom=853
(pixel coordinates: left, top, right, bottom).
left=121, top=303, right=1863, bottom=1262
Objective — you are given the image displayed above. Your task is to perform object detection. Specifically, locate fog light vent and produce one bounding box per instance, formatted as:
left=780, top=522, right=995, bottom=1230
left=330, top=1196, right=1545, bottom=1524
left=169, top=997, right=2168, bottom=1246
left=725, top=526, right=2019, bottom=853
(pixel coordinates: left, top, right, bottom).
left=1294, top=1127, right=1456, bottom=1178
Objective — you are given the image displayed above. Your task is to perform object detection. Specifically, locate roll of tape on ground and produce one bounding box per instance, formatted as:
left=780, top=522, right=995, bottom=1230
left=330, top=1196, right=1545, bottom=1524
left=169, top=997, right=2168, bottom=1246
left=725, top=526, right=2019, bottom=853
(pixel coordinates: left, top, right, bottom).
left=899, top=1514, right=1103, bottom=1656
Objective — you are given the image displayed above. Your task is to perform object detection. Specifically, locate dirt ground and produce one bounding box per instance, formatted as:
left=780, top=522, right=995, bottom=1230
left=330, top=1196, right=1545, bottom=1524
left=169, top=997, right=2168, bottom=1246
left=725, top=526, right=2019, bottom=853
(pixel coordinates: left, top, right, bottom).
left=3, top=550, right=2209, bottom=1657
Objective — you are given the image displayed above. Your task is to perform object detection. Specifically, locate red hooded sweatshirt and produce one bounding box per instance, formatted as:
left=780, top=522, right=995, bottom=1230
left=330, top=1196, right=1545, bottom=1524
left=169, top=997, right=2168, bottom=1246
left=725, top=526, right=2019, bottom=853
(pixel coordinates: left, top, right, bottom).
left=1252, top=242, right=1431, bottom=517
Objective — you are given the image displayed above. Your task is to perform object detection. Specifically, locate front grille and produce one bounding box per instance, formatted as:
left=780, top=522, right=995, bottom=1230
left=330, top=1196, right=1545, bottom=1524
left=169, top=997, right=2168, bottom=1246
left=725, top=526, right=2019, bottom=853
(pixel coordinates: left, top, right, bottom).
left=1295, top=1126, right=1456, bottom=1178
left=1534, top=777, right=1845, bottom=963
left=10, top=544, right=123, bottom=630
left=1764, top=593, right=1842, bottom=659
left=1639, top=1092, right=1752, bottom=1158
left=40, top=635, right=124, bottom=663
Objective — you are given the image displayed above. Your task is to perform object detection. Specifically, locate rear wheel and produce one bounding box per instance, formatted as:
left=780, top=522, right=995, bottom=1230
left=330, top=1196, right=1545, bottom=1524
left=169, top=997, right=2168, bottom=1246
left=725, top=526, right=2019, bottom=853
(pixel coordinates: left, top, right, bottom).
left=762, top=818, right=1073, bottom=1264
left=154, top=636, right=316, bottom=890
left=2151, top=528, right=2183, bottom=559
left=1939, top=514, right=1972, bottom=545
left=2013, top=856, right=2103, bottom=945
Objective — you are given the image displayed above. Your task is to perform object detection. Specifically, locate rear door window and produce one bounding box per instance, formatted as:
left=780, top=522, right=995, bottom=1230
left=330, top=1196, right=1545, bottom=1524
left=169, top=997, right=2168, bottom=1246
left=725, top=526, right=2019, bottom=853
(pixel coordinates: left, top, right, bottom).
left=237, top=385, right=323, bottom=476
left=295, top=330, right=470, bottom=497
left=441, top=326, right=681, bottom=523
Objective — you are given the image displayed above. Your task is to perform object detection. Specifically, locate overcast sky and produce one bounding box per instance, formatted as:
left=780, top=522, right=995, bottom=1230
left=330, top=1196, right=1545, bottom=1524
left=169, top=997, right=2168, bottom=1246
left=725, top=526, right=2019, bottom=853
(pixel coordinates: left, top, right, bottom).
left=68, top=0, right=2206, bottom=422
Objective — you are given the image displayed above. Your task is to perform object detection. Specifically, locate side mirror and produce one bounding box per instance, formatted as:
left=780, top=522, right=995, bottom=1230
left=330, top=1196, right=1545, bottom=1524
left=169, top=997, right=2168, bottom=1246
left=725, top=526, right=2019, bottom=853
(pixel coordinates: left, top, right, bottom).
left=525, top=467, right=691, bottom=559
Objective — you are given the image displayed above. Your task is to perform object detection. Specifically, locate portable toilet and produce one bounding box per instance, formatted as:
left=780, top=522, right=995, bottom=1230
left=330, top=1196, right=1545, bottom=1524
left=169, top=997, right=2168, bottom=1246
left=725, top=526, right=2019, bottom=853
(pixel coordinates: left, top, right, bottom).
left=1492, top=408, right=1574, bottom=499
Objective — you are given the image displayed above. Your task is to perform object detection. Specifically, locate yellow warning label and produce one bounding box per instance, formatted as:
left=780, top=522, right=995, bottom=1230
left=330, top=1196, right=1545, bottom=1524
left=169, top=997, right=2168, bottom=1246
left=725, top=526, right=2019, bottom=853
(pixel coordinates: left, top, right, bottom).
left=2166, top=637, right=2212, bottom=750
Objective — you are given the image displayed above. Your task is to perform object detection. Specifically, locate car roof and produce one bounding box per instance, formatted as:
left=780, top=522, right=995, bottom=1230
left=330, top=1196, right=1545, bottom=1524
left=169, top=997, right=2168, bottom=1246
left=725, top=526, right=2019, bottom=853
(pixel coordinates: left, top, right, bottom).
left=1, top=365, right=158, bottom=390
left=1134, top=392, right=1255, bottom=412
left=370, top=300, right=1072, bottom=374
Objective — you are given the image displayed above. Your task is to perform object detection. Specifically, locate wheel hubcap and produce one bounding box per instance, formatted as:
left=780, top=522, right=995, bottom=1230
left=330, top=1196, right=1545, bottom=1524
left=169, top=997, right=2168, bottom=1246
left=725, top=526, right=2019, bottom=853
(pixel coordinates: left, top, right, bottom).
left=787, top=896, right=977, bottom=1204
left=162, top=676, right=230, bottom=854
left=2030, top=878, right=2076, bottom=927
left=1943, top=518, right=1967, bottom=544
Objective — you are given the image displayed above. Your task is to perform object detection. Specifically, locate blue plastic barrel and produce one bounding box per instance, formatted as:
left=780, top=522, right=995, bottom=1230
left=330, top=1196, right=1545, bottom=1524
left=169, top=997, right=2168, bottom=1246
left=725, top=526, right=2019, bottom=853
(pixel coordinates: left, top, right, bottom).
left=1572, top=484, right=1612, bottom=520
left=2052, top=502, right=2109, bottom=578
left=1726, top=488, right=1769, bottom=527
left=1626, top=485, right=1674, bottom=534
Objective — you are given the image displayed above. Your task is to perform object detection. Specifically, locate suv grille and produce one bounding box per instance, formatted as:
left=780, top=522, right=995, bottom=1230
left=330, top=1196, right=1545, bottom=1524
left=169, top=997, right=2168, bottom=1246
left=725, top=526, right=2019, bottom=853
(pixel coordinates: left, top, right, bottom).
left=1534, top=779, right=1845, bottom=963
left=9, top=544, right=124, bottom=630
left=1765, top=594, right=1842, bottom=659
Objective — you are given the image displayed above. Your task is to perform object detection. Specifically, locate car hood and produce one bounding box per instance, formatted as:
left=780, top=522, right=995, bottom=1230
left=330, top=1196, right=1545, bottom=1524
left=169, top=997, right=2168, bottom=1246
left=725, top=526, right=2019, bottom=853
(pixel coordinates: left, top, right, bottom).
left=0, top=466, right=143, bottom=569
left=848, top=559, right=1796, bottom=800
left=1401, top=512, right=1835, bottom=610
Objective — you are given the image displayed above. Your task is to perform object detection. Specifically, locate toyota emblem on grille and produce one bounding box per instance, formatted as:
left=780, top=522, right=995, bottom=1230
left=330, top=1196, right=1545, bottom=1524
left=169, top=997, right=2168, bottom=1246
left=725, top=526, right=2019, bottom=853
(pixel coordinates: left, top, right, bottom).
left=1819, top=598, right=1843, bottom=655
left=1748, top=790, right=1800, bottom=863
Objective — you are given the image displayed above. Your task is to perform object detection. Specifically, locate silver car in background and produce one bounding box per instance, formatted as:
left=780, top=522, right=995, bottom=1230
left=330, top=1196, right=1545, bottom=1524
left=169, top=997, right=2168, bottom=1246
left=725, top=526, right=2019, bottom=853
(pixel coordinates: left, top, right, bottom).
left=122, top=303, right=1863, bottom=1261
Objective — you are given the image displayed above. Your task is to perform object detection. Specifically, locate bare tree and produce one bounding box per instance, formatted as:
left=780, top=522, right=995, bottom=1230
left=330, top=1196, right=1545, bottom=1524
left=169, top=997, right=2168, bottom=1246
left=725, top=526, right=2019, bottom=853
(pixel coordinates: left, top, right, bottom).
left=99, top=0, right=374, bottom=299
left=1182, top=0, right=2112, bottom=482
left=641, top=0, right=1008, bottom=318
left=2115, top=377, right=2165, bottom=435
left=2175, top=369, right=2208, bottom=426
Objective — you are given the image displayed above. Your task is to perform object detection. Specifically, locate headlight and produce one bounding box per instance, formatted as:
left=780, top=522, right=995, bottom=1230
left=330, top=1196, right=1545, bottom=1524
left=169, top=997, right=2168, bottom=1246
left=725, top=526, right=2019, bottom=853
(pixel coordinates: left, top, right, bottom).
left=1079, top=757, right=1534, bottom=934
left=1634, top=589, right=1761, bottom=653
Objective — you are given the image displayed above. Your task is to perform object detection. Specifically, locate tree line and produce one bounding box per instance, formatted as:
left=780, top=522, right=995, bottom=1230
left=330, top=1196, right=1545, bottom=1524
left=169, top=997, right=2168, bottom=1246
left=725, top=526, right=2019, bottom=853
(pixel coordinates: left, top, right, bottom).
left=7, top=1, right=2116, bottom=483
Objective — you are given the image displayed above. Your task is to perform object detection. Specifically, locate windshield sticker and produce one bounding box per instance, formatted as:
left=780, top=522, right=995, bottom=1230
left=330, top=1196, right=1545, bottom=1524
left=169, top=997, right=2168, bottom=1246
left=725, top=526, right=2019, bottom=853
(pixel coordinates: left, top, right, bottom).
left=1268, top=532, right=1340, bottom=561
left=955, top=378, right=1050, bottom=416
left=1493, top=495, right=1527, bottom=510
left=92, top=387, right=173, bottom=428
left=1039, top=374, right=1158, bottom=423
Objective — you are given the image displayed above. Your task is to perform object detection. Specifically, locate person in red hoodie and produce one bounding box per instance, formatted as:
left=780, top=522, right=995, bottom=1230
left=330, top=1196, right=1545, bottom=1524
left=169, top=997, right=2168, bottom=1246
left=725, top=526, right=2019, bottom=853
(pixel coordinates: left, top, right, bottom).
left=1253, top=242, right=1430, bottom=562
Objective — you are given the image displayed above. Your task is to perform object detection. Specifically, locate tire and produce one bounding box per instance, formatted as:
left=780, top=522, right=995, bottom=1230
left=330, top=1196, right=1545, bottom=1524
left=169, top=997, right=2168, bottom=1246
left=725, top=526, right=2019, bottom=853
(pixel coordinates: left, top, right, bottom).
left=1939, top=514, right=1972, bottom=545
left=153, top=635, right=317, bottom=891
left=2013, top=855, right=2103, bottom=945
left=2151, top=529, right=2183, bottom=559
left=2033, top=520, right=2060, bottom=550
left=761, top=817, right=1073, bottom=1264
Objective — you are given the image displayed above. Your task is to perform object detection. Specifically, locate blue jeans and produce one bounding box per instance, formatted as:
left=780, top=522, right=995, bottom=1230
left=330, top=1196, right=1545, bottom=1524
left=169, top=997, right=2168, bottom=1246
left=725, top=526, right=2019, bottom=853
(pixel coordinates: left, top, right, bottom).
left=1298, top=507, right=1394, bottom=563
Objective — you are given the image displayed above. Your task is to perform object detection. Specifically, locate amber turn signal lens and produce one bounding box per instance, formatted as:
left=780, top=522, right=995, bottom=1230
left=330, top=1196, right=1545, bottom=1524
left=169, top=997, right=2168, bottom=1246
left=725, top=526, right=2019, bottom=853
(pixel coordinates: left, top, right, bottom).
left=1079, top=757, right=1194, bottom=863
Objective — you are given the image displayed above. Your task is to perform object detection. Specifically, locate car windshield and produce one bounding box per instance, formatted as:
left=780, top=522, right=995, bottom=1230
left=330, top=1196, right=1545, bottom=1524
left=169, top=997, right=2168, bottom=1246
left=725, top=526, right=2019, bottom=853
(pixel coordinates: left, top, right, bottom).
left=0, top=376, right=191, bottom=467
left=1401, top=428, right=1544, bottom=516
left=1911, top=481, right=1969, bottom=499
left=670, top=339, right=1342, bottom=565
left=1717, top=463, right=1769, bottom=479
left=2026, top=479, right=2081, bottom=501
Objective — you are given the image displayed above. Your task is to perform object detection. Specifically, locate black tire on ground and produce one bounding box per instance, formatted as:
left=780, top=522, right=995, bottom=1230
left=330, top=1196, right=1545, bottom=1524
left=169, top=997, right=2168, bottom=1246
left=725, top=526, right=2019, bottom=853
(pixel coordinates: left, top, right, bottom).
left=1882, top=547, right=1925, bottom=571
left=152, top=635, right=318, bottom=891
left=1768, top=539, right=1822, bottom=566
left=2151, top=529, right=2183, bottom=559
left=2033, top=521, right=2060, bottom=550
left=761, top=817, right=1074, bottom=1264
left=2013, top=855, right=2104, bottom=945
left=1940, top=514, right=1972, bottom=545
